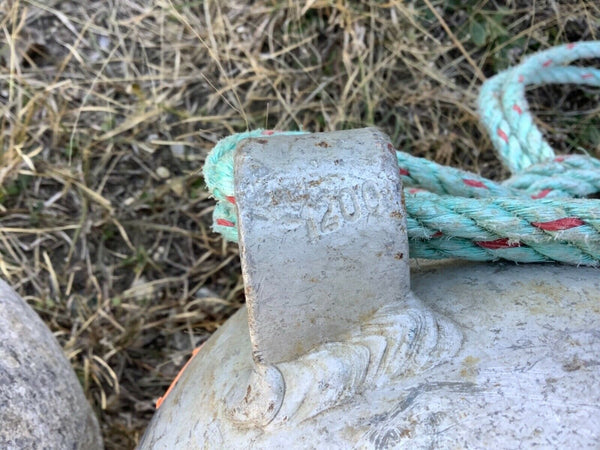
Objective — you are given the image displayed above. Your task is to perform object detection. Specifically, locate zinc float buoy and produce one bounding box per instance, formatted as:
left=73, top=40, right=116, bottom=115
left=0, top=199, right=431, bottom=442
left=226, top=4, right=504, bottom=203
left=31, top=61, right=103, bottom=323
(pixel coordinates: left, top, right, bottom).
left=140, top=129, right=600, bottom=449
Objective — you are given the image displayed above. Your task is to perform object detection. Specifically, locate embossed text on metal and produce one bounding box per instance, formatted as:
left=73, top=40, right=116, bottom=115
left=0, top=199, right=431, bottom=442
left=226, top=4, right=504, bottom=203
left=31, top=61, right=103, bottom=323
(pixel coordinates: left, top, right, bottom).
left=234, top=128, right=409, bottom=364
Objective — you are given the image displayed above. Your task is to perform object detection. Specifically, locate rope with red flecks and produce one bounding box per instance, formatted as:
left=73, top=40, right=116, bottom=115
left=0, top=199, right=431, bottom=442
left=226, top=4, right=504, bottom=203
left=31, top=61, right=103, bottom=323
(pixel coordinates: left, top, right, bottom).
left=203, top=42, right=600, bottom=266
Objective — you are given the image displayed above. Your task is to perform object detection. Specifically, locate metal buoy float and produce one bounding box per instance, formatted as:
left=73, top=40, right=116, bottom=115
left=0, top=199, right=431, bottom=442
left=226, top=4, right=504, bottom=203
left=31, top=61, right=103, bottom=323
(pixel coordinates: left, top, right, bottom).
left=140, top=129, right=600, bottom=449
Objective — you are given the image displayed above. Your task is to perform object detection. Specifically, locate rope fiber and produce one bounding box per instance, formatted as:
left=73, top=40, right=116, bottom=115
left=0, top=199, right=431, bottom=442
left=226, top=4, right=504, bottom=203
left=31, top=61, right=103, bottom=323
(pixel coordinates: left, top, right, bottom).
left=203, top=42, right=600, bottom=266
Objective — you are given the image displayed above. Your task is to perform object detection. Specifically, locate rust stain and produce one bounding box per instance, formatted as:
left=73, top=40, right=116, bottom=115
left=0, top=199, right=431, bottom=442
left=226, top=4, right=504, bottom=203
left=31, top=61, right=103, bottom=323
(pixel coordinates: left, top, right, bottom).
left=562, top=355, right=587, bottom=372
left=395, top=252, right=404, bottom=260
left=400, top=187, right=406, bottom=209
left=294, top=340, right=307, bottom=358
left=316, top=141, right=330, bottom=148
left=390, top=211, right=403, bottom=219
left=460, top=355, right=480, bottom=379
left=244, top=384, right=252, bottom=402
left=398, top=428, right=413, bottom=438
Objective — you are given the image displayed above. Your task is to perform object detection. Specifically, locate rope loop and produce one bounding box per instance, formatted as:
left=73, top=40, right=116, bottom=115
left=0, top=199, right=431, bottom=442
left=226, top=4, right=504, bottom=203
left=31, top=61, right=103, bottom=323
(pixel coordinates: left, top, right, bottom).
left=204, top=42, right=600, bottom=266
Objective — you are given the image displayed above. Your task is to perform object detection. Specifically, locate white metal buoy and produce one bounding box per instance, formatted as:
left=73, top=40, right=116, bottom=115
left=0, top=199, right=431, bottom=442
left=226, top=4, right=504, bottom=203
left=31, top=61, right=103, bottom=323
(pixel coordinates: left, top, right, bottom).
left=140, top=130, right=600, bottom=449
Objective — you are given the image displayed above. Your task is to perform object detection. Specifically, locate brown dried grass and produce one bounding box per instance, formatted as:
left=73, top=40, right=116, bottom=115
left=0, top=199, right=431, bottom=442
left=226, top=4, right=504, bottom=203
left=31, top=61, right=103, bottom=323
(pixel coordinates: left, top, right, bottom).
left=1, top=0, right=599, bottom=448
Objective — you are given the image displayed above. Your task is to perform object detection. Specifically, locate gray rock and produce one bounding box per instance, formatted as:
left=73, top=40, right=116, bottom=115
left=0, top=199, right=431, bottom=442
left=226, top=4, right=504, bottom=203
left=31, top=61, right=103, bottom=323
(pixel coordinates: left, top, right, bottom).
left=0, top=280, right=103, bottom=450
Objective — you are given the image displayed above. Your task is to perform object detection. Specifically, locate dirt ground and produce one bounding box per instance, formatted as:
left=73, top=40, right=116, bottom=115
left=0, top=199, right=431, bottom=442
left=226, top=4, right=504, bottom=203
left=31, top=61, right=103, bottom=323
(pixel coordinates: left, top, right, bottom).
left=1, top=0, right=599, bottom=448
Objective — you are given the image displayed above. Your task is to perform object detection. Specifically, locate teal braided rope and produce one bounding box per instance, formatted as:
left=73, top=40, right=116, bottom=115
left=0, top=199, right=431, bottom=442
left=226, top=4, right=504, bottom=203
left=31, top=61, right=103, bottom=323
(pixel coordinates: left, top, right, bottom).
left=396, top=152, right=600, bottom=199
left=478, top=41, right=600, bottom=173
left=203, top=130, right=306, bottom=242
left=203, top=42, right=600, bottom=266
left=504, top=155, right=600, bottom=197
left=405, top=190, right=600, bottom=266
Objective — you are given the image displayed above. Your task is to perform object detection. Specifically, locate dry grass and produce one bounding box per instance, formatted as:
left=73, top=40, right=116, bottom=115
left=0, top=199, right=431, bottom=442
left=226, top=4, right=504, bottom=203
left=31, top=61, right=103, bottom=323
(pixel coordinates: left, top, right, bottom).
left=1, top=0, right=599, bottom=448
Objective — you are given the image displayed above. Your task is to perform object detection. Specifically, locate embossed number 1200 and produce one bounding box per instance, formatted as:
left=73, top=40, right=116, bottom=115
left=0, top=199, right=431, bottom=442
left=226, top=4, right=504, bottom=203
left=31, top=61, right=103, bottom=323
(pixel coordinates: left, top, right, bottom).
left=305, top=180, right=382, bottom=239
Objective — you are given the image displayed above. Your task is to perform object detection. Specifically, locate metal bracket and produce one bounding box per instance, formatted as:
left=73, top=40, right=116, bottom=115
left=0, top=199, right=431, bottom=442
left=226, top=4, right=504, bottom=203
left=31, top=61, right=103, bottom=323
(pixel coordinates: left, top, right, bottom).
left=234, top=128, right=409, bottom=365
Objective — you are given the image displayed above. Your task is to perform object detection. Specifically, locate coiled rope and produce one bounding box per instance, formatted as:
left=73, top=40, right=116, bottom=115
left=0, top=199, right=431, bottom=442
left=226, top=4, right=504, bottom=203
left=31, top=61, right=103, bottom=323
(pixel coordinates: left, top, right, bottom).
left=203, top=42, right=600, bottom=266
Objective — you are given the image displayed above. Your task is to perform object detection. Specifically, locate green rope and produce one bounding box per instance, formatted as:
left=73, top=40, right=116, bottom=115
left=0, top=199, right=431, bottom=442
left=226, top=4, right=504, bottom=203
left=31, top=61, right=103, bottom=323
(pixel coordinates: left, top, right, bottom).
left=203, top=42, right=600, bottom=266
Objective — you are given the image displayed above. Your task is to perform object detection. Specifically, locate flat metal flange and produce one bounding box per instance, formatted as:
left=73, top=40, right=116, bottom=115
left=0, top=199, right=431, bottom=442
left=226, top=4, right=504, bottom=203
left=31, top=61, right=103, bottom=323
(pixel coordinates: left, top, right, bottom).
left=234, top=128, right=409, bottom=365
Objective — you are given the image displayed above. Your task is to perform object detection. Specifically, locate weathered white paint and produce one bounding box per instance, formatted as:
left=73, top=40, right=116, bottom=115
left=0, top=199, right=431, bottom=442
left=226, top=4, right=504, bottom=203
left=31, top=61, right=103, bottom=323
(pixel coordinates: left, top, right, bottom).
left=140, top=262, right=600, bottom=449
